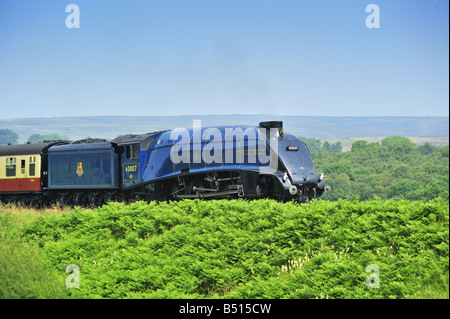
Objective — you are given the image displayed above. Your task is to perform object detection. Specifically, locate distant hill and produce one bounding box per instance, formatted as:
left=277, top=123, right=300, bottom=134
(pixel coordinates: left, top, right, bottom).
left=0, top=115, right=448, bottom=144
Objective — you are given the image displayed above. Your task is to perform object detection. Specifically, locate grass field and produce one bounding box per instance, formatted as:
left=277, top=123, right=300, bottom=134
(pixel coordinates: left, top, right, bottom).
left=1, top=198, right=448, bottom=299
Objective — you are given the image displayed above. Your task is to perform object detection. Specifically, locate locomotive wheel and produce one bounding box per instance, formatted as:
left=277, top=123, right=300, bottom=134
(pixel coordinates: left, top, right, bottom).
left=256, top=175, right=274, bottom=198
left=256, top=184, right=264, bottom=198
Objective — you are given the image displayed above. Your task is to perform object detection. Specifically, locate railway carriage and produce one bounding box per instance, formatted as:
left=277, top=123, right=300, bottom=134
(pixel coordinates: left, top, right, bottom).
left=0, top=142, right=51, bottom=204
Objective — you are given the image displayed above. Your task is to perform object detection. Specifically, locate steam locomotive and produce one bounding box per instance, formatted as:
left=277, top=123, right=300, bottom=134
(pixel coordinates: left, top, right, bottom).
left=0, top=121, right=330, bottom=206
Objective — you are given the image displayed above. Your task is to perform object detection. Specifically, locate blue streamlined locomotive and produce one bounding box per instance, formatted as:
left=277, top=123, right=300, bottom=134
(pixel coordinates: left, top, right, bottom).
left=0, top=121, right=330, bottom=206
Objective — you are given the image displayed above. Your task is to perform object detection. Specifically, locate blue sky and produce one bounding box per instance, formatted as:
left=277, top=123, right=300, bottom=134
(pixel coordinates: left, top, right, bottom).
left=0, top=0, right=448, bottom=119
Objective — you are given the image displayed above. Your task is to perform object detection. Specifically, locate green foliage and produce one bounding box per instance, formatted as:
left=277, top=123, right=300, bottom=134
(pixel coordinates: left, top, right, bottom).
left=351, top=140, right=380, bottom=152
left=332, top=142, right=343, bottom=153
left=314, top=138, right=449, bottom=201
left=300, top=136, right=343, bottom=154
left=1, top=198, right=447, bottom=299
left=27, top=133, right=70, bottom=143
left=0, top=129, right=19, bottom=145
left=0, top=208, right=66, bottom=298
left=351, top=140, right=368, bottom=152
left=417, top=143, right=434, bottom=155
left=322, top=141, right=343, bottom=153
left=381, top=136, right=415, bottom=147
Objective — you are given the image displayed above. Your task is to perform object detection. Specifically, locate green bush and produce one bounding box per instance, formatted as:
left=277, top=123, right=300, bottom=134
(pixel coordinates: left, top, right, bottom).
left=314, top=142, right=449, bottom=201
left=0, top=209, right=66, bottom=298
left=2, top=198, right=446, bottom=299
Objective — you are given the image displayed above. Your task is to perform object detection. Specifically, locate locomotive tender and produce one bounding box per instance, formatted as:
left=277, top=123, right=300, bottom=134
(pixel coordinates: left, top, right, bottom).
left=0, top=121, right=330, bottom=206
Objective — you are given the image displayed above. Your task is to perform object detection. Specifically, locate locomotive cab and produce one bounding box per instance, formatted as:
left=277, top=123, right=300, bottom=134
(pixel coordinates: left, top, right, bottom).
left=123, top=143, right=140, bottom=187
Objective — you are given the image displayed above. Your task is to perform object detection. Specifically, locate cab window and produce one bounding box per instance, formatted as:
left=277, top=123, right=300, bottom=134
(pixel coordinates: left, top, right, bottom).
left=126, top=144, right=139, bottom=160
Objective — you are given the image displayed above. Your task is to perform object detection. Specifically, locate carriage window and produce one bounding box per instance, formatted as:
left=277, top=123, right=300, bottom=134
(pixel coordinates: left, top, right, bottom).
left=126, top=144, right=139, bottom=159
left=21, top=160, right=26, bottom=174
left=29, top=163, right=36, bottom=176
left=6, top=165, right=16, bottom=177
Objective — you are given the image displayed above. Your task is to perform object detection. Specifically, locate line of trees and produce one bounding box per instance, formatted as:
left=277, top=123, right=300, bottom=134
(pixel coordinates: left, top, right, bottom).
left=299, top=136, right=343, bottom=153
left=0, top=129, right=69, bottom=145
left=27, top=133, right=70, bottom=143
left=0, top=129, right=18, bottom=145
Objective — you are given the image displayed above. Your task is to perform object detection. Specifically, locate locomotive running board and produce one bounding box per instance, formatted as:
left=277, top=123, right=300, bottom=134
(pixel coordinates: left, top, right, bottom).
left=175, top=188, right=244, bottom=199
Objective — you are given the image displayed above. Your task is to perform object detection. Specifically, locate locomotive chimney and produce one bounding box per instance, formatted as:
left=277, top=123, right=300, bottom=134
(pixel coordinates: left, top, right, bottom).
left=259, top=121, right=284, bottom=137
